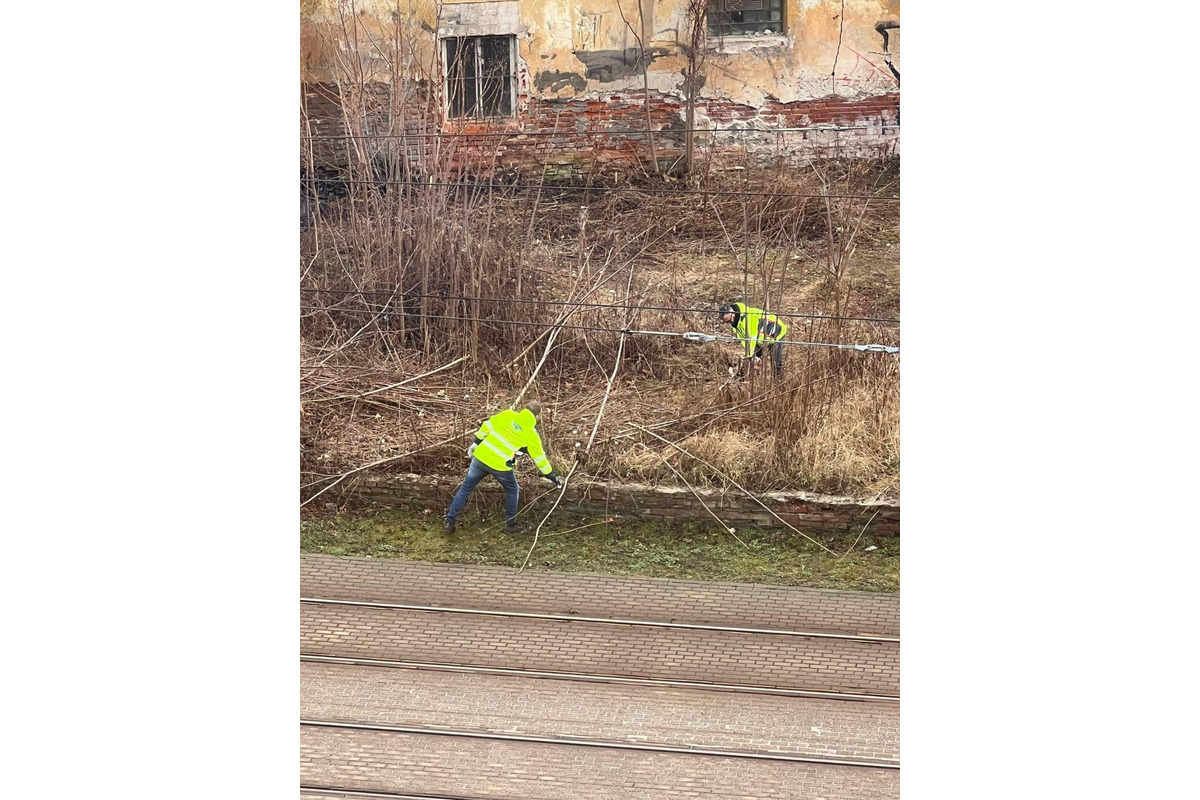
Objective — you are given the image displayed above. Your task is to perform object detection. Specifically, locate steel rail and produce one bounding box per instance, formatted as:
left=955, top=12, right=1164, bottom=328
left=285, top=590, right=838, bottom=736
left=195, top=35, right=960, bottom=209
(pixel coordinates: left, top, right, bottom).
left=300, top=597, right=898, bottom=642
left=302, top=789, right=481, bottom=800
left=300, top=653, right=900, bottom=703
left=301, top=718, right=900, bottom=769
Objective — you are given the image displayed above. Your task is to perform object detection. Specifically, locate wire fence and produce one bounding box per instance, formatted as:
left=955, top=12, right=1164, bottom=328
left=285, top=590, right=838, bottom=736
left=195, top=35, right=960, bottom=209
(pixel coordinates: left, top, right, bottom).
left=299, top=288, right=900, bottom=325
left=299, top=307, right=899, bottom=353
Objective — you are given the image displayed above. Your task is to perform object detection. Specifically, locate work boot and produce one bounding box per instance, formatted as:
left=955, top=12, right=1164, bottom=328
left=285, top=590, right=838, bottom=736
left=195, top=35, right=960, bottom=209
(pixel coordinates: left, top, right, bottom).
left=443, top=518, right=456, bottom=534
left=505, top=520, right=525, bottom=534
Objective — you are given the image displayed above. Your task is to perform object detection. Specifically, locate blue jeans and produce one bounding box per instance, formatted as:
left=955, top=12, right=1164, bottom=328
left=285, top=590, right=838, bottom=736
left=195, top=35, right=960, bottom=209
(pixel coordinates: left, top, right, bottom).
left=446, top=457, right=520, bottom=524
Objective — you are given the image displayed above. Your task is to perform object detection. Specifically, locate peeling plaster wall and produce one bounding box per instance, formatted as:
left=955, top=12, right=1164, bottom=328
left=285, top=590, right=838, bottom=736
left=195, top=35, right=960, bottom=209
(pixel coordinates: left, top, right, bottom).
left=302, top=0, right=899, bottom=168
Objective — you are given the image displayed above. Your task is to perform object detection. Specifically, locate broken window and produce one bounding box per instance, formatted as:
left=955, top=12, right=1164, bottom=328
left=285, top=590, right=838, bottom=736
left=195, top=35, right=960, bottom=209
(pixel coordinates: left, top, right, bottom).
left=707, top=0, right=785, bottom=37
left=445, top=35, right=515, bottom=119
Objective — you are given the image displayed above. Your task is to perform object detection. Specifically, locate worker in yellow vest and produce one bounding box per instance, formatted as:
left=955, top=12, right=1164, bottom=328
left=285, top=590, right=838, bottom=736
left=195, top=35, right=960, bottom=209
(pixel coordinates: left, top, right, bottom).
left=719, top=302, right=788, bottom=375
left=444, top=400, right=562, bottom=534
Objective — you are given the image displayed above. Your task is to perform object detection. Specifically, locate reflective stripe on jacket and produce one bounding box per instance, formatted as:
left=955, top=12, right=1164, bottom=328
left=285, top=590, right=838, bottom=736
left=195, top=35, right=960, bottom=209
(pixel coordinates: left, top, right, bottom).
left=729, top=303, right=788, bottom=355
left=472, top=409, right=553, bottom=474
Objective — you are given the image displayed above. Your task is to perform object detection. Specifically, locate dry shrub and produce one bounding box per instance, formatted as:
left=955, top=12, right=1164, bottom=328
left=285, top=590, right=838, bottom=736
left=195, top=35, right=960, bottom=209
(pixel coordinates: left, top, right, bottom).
left=792, top=381, right=899, bottom=496
left=617, top=446, right=673, bottom=481
left=613, top=431, right=769, bottom=488
left=676, top=430, right=774, bottom=486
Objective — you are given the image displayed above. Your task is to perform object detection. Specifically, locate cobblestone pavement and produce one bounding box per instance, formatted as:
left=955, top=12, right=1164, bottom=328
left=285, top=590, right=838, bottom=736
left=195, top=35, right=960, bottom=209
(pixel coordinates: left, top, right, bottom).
left=302, top=554, right=899, bottom=637
left=299, top=555, right=900, bottom=798
left=301, top=602, right=899, bottom=696
left=300, top=726, right=900, bottom=800
left=301, top=661, right=899, bottom=762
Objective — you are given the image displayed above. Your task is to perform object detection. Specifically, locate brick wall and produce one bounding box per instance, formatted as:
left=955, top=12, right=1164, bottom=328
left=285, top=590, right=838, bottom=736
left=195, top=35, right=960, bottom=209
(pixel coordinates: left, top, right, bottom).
left=302, top=82, right=899, bottom=174
left=323, top=471, right=899, bottom=538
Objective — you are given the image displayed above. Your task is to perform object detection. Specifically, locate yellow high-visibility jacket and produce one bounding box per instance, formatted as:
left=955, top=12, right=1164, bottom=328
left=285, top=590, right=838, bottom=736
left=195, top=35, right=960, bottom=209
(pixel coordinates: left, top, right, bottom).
left=727, top=303, right=788, bottom=356
left=472, top=409, right=554, bottom=475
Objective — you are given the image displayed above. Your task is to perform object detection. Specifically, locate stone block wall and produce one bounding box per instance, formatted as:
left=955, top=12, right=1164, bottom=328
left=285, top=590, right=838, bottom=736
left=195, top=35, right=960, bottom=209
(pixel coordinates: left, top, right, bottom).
left=320, top=471, right=899, bottom=539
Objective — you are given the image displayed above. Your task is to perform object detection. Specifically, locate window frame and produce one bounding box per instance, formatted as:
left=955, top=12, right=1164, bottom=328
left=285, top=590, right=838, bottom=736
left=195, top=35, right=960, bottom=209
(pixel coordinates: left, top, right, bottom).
left=706, top=0, right=786, bottom=38
left=442, top=34, right=517, bottom=122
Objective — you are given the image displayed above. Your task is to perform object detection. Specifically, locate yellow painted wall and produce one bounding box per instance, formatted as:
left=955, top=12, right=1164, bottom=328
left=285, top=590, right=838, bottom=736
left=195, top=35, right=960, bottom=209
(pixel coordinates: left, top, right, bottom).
left=302, top=0, right=899, bottom=108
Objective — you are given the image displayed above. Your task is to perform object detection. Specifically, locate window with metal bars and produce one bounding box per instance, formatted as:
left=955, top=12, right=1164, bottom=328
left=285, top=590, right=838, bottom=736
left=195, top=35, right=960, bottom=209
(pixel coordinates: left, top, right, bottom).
left=707, top=0, right=785, bottom=36
left=444, top=35, right=515, bottom=119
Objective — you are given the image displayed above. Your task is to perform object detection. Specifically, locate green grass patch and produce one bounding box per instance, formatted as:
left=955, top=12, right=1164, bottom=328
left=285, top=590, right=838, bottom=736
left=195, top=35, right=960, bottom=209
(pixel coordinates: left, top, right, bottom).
left=301, top=507, right=898, bottom=593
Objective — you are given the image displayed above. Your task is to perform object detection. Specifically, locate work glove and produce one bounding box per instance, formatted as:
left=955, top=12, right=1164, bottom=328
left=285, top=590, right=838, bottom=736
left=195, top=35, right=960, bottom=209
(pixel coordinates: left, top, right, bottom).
left=467, top=443, right=477, bottom=459
left=544, top=472, right=563, bottom=489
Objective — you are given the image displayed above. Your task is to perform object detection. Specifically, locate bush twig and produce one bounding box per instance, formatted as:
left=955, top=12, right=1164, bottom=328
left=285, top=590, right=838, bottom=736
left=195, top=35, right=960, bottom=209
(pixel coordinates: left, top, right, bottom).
left=300, top=431, right=470, bottom=508
left=520, top=462, right=579, bottom=571
left=637, top=444, right=747, bottom=548
left=628, top=423, right=837, bottom=554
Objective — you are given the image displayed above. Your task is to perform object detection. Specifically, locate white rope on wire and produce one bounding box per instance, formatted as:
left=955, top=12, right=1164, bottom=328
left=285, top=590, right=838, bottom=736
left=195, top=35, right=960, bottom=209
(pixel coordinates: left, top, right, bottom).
left=640, top=330, right=899, bottom=354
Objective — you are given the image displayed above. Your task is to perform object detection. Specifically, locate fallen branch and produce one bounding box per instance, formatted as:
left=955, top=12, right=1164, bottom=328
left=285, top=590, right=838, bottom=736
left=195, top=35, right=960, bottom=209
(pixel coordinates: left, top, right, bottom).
left=306, top=356, right=469, bottom=403
left=511, top=259, right=616, bottom=405
left=520, top=462, right=579, bottom=571
left=627, top=423, right=837, bottom=555
left=837, top=487, right=893, bottom=560
left=595, top=370, right=834, bottom=446
left=476, top=482, right=562, bottom=536
left=637, top=444, right=747, bottom=548
left=837, top=507, right=881, bottom=562
left=586, top=267, right=641, bottom=451
left=505, top=243, right=613, bottom=375
left=542, top=518, right=614, bottom=539
left=512, top=326, right=563, bottom=408
left=300, top=431, right=470, bottom=508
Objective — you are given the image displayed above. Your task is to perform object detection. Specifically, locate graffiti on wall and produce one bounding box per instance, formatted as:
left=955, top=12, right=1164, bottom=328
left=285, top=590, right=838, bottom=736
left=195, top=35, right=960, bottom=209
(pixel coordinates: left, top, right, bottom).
left=836, top=46, right=899, bottom=90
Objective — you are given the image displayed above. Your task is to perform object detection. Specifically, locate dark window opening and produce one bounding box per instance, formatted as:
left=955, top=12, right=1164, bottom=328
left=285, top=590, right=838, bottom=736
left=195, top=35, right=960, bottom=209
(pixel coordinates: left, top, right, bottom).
left=445, top=35, right=514, bottom=119
left=707, top=0, right=785, bottom=37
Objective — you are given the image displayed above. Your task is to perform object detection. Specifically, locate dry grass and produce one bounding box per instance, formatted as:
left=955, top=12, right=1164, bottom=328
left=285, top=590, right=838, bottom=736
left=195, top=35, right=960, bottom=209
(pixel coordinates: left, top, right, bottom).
left=601, top=335, right=899, bottom=497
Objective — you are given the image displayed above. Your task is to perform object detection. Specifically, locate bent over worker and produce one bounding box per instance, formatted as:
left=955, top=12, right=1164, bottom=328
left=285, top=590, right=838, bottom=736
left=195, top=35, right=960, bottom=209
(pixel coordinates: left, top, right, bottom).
left=444, top=400, right=562, bottom=534
left=719, top=302, right=789, bottom=376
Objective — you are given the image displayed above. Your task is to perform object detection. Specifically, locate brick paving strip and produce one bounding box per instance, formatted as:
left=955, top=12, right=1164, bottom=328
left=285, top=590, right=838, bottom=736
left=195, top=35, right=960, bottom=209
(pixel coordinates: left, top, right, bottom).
left=301, top=662, right=900, bottom=763
left=301, top=726, right=900, bottom=800
left=301, top=603, right=899, bottom=696
left=301, top=554, right=899, bottom=637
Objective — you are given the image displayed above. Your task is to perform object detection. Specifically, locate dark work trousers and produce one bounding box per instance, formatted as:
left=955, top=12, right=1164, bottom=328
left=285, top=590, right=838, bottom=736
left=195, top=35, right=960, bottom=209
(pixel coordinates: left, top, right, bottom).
left=447, top=457, right=520, bottom=523
left=754, top=341, right=785, bottom=375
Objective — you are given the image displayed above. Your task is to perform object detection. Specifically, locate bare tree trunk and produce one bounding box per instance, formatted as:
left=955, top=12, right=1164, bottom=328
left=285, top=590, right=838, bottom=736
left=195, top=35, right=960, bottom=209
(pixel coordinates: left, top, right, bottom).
left=681, top=0, right=709, bottom=177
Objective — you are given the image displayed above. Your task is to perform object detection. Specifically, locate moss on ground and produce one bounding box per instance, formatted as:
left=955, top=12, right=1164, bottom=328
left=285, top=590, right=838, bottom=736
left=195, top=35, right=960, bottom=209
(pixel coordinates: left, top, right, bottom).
left=300, top=507, right=898, bottom=593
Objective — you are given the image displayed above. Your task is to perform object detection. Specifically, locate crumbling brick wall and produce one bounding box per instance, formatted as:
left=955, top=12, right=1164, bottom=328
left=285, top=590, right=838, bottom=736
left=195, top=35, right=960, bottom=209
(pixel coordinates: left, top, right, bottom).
left=303, top=82, right=897, bottom=176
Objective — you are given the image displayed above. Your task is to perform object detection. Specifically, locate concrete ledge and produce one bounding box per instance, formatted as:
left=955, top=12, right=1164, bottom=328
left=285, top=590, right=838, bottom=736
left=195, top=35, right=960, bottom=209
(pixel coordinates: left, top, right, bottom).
left=712, top=35, right=791, bottom=54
